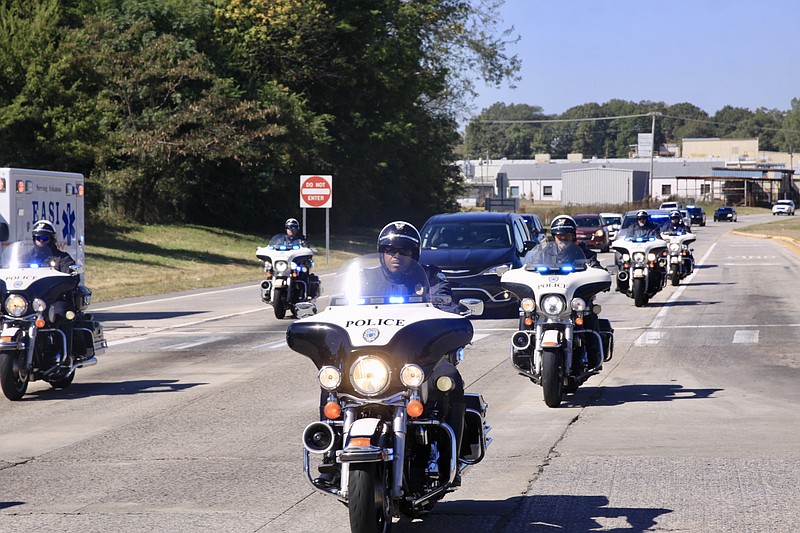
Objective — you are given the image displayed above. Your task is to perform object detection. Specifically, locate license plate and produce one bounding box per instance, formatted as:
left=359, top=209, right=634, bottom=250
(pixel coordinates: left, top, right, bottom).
left=272, top=278, right=285, bottom=287
left=670, top=257, right=679, bottom=264
left=632, top=269, right=645, bottom=278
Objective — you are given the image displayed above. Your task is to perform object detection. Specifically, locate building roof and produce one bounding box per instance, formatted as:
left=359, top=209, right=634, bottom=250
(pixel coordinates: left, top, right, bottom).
left=497, top=159, right=724, bottom=181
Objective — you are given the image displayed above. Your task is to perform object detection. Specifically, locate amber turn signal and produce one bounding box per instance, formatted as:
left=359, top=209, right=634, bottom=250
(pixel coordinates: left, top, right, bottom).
left=35, top=317, right=46, bottom=328
left=406, top=399, right=424, bottom=418
left=350, top=437, right=371, bottom=447
left=575, top=316, right=584, bottom=326
left=524, top=317, right=533, bottom=326
left=323, top=401, right=341, bottom=420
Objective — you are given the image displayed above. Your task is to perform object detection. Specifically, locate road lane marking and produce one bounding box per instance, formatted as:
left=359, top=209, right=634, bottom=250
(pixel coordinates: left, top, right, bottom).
left=723, top=263, right=784, bottom=266
left=93, top=284, right=260, bottom=311
left=161, top=336, right=228, bottom=351
left=733, top=330, right=759, bottom=344
left=634, top=331, right=661, bottom=345
left=471, top=333, right=490, bottom=342
left=253, top=340, right=287, bottom=350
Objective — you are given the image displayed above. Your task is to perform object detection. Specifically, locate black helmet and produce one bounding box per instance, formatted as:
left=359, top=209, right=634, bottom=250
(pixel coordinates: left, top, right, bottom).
left=378, top=221, right=421, bottom=261
left=636, top=210, right=649, bottom=221
left=32, top=220, right=56, bottom=240
left=669, top=210, right=681, bottom=220
left=550, top=215, right=577, bottom=236
left=285, top=218, right=300, bottom=230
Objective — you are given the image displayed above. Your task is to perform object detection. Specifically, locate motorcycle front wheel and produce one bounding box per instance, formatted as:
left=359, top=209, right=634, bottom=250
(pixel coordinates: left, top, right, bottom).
left=0, top=351, right=29, bottom=401
left=273, top=289, right=287, bottom=319
left=348, top=462, right=392, bottom=533
left=671, top=271, right=680, bottom=286
left=633, top=278, right=647, bottom=307
left=541, top=348, right=564, bottom=408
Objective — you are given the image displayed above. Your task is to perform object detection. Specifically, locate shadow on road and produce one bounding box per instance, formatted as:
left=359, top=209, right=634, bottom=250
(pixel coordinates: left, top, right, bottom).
left=0, top=501, right=24, bottom=510
left=26, top=379, right=205, bottom=400
left=398, top=494, right=672, bottom=532
left=567, top=383, right=722, bottom=408
left=93, top=311, right=206, bottom=323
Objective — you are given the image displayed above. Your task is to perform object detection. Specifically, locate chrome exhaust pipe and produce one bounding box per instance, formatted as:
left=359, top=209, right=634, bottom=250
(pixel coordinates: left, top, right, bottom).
left=71, top=357, right=97, bottom=371
left=302, top=421, right=337, bottom=454
left=617, top=270, right=629, bottom=282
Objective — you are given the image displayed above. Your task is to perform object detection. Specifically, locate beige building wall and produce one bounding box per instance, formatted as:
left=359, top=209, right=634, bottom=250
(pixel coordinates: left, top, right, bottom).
left=682, top=138, right=759, bottom=159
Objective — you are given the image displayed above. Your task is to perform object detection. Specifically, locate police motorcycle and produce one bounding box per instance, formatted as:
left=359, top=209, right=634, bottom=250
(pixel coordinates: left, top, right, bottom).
left=256, top=234, right=320, bottom=319
left=501, top=241, right=614, bottom=408
left=662, top=229, right=696, bottom=286
left=612, top=235, right=668, bottom=307
left=0, top=242, right=106, bottom=400
left=287, top=254, right=490, bottom=531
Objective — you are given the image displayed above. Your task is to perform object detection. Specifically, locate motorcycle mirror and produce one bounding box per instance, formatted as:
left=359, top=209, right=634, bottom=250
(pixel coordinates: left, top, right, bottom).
left=69, top=264, right=84, bottom=276
left=459, top=298, right=484, bottom=317
left=294, top=302, right=317, bottom=319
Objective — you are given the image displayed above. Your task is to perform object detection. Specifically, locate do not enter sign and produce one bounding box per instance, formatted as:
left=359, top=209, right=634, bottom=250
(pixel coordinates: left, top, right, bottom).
left=300, top=175, right=332, bottom=208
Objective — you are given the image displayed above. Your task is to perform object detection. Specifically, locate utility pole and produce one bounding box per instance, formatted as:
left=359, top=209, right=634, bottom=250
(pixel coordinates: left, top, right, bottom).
left=648, top=112, right=661, bottom=205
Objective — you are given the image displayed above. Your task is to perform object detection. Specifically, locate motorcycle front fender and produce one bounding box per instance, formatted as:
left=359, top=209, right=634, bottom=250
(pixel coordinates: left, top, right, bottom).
left=540, top=329, right=562, bottom=348
left=339, top=418, right=393, bottom=464
left=0, top=326, right=24, bottom=350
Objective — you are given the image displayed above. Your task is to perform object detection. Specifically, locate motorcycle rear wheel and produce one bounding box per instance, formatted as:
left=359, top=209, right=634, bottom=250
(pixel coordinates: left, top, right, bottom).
left=348, top=462, right=392, bottom=533
left=0, top=351, right=29, bottom=401
left=47, top=369, right=75, bottom=389
left=633, top=278, right=646, bottom=307
left=541, top=348, right=564, bottom=408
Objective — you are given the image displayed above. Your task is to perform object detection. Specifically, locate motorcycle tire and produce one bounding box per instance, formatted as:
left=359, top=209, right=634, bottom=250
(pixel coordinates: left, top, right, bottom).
left=633, top=278, right=647, bottom=307
left=273, top=292, right=287, bottom=320
left=0, top=351, right=29, bottom=401
left=348, top=462, right=392, bottom=533
left=671, top=271, right=680, bottom=286
left=541, top=348, right=564, bottom=408
left=47, top=369, right=75, bottom=389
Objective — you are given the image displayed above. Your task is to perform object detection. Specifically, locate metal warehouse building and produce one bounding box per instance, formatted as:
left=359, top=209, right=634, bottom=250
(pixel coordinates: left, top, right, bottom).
left=561, top=168, right=649, bottom=204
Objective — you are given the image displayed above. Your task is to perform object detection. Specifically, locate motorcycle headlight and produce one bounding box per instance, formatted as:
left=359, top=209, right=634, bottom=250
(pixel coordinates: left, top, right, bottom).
left=571, top=298, right=587, bottom=312
left=622, top=253, right=630, bottom=261
left=32, top=298, right=47, bottom=313
left=647, top=252, right=657, bottom=261
left=274, top=260, right=289, bottom=273
left=541, top=295, right=566, bottom=316
left=632, top=252, right=645, bottom=263
left=318, top=366, right=342, bottom=390
left=669, top=243, right=681, bottom=252
left=400, top=364, right=424, bottom=388
left=350, top=356, right=391, bottom=396
left=521, top=298, right=536, bottom=313
left=4, top=295, right=28, bottom=317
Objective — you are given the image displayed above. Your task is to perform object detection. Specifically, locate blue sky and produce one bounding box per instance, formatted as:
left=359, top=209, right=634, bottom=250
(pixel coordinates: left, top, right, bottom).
left=470, top=0, right=800, bottom=118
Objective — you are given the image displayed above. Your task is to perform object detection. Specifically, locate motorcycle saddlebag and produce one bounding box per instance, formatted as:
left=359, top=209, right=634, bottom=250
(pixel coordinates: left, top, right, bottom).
left=462, top=393, right=489, bottom=464
left=598, top=318, right=614, bottom=362
left=308, top=274, right=321, bottom=299
left=73, top=318, right=107, bottom=358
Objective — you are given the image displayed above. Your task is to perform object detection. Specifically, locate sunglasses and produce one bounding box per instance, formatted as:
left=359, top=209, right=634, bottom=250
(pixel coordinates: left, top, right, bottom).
left=286, top=225, right=299, bottom=230
left=382, top=246, right=413, bottom=257
left=34, top=235, right=50, bottom=242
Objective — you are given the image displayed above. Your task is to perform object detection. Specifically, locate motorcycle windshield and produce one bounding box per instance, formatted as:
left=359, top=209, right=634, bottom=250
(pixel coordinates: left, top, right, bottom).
left=0, top=242, right=58, bottom=270
left=327, top=254, right=431, bottom=306
left=267, top=234, right=303, bottom=250
left=524, top=240, right=589, bottom=274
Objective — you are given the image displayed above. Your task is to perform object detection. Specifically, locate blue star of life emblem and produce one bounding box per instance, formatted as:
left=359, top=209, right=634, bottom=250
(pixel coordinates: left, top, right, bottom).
left=61, top=205, right=76, bottom=245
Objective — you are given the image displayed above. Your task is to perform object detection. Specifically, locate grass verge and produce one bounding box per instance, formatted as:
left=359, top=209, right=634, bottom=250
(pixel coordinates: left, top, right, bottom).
left=734, top=215, right=800, bottom=241
left=85, top=223, right=374, bottom=303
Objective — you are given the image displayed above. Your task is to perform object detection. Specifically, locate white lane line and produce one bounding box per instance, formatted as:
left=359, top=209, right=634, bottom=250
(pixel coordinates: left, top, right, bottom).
left=616, top=324, right=800, bottom=330
left=473, top=328, right=518, bottom=332
left=107, top=308, right=265, bottom=347
left=723, top=263, right=784, bottom=266
left=161, top=336, right=228, bottom=351
left=93, top=284, right=260, bottom=311
left=733, top=330, right=759, bottom=344
left=253, top=339, right=287, bottom=350
left=471, top=333, right=490, bottom=342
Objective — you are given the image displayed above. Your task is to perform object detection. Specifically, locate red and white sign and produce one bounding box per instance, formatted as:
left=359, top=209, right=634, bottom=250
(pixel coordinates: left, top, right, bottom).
left=300, top=175, right=332, bottom=208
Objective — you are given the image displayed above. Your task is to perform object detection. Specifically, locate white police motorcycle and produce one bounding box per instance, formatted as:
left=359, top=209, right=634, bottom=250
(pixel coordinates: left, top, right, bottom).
left=501, top=241, right=614, bottom=408
left=0, top=242, right=106, bottom=400
left=256, top=235, right=320, bottom=319
left=612, top=235, right=668, bottom=307
left=662, top=230, right=695, bottom=286
left=288, top=254, right=489, bottom=531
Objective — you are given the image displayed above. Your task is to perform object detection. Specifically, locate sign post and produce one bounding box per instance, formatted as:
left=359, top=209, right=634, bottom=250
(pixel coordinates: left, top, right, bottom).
left=300, top=175, right=332, bottom=264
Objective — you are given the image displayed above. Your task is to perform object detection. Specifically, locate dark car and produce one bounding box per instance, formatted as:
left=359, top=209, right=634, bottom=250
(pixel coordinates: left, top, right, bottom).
left=420, top=212, right=535, bottom=312
left=520, top=213, right=546, bottom=244
left=618, top=209, right=672, bottom=239
left=686, top=205, right=706, bottom=227
left=713, top=206, right=737, bottom=222
left=573, top=213, right=610, bottom=252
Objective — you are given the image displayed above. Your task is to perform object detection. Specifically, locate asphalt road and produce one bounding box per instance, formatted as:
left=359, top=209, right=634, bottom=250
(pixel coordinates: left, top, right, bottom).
left=1, top=214, right=798, bottom=532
